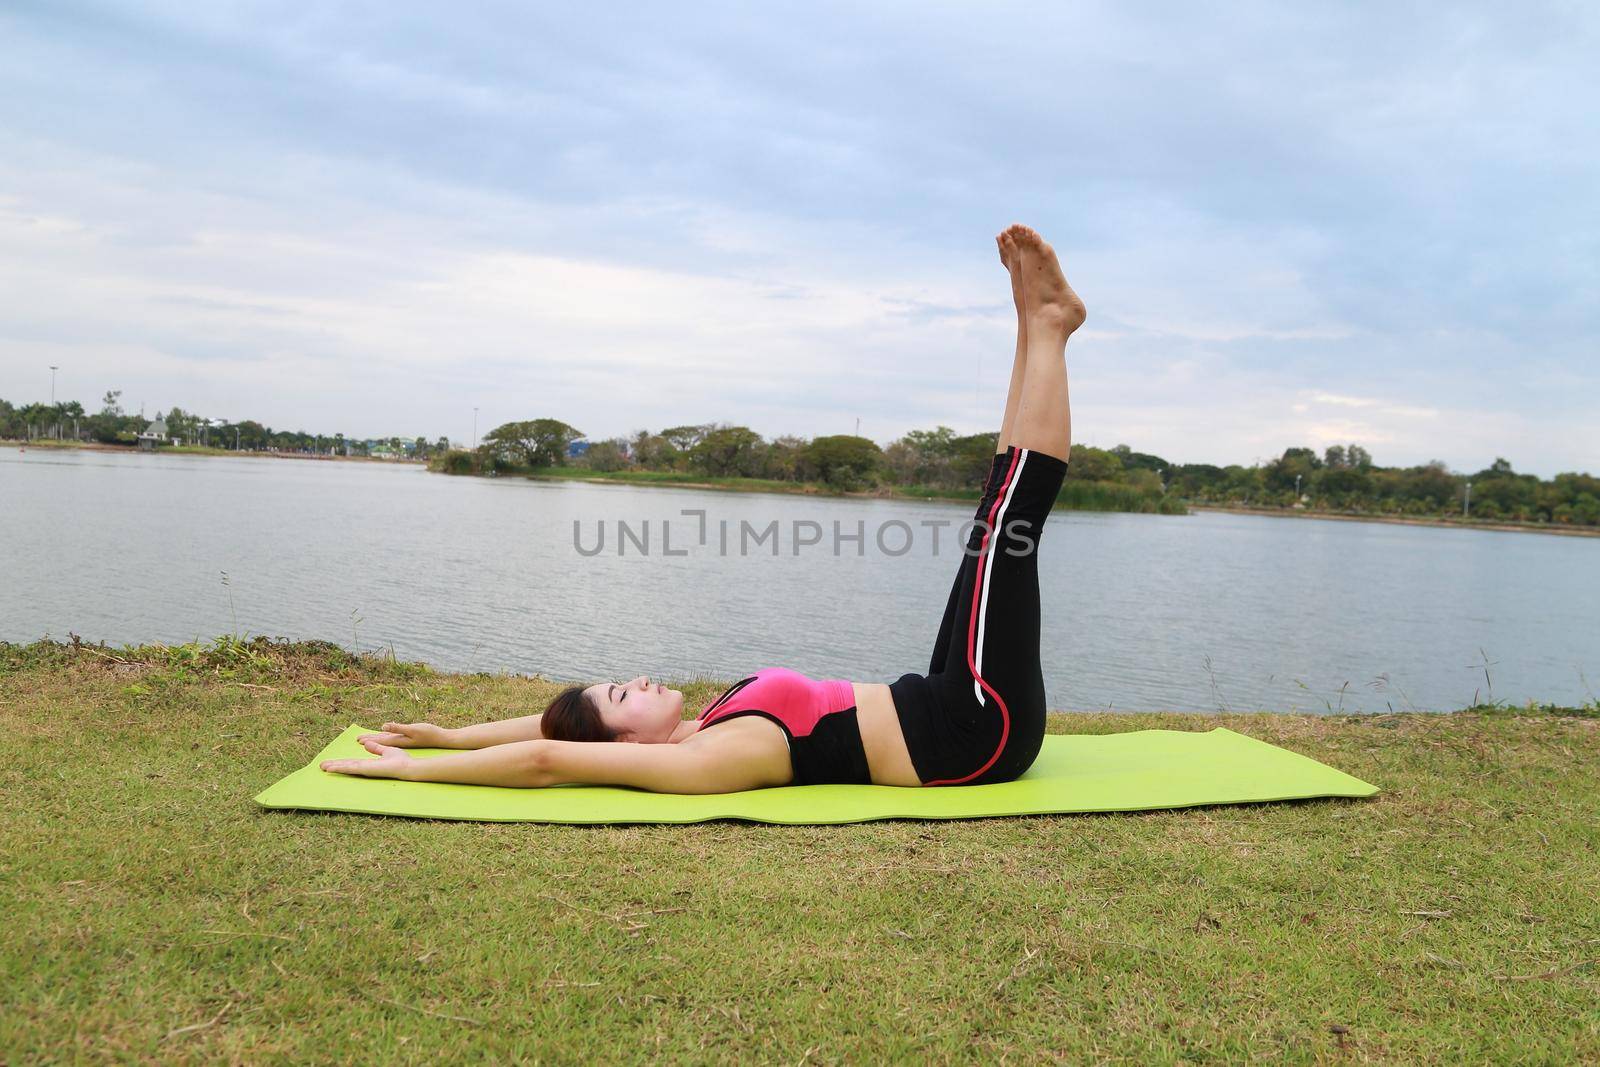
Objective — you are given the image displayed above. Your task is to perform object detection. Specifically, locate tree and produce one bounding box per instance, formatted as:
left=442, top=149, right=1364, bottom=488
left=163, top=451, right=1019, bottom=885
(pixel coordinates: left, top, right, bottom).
left=1066, top=445, right=1122, bottom=482
left=1400, top=460, right=1457, bottom=508
left=1320, top=463, right=1371, bottom=498
left=481, top=419, right=583, bottom=467
left=886, top=426, right=1002, bottom=488
left=19, top=402, right=51, bottom=439
left=803, top=435, right=883, bottom=490
left=951, top=433, right=998, bottom=486
left=233, top=420, right=267, bottom=449
left=87, top=392, right=139, bottom=443
left=690, top=425, right=763, bottom=477
left=1168, top=463, right=1228, bottom=497
left=628, top=430, right=672, bottom=469
left=760, top=434, right=808, bottom=481
left=1265, top=447, right=1322, bottom=493
left=579, top=438, right=630, bottom=472
left=888, top=426, right=959, bottom=486
left=659, top=424, right=711, bottom=452
left=1112, top=444, right=1168, bottom=475
left=41, top=400, right=84, bottom=439
left=163, top=406, right=206, bottom=445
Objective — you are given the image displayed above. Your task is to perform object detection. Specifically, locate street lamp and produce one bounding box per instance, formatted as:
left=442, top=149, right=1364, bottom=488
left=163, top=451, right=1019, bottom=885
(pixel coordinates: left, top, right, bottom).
left=1464, top=480, right=1472, bottom=519
left=1294, top=473, right=1301, bottom=500
left=49, top=365, right=59, bottom=439
left=472, top=407, right=479, bottom=450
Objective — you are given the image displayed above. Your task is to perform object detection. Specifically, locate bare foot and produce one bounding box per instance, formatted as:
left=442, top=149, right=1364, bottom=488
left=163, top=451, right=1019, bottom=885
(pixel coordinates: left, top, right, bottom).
left=1003, top=224, right=1086, bottom=336
left=996, top=230, right=1026, bottom=326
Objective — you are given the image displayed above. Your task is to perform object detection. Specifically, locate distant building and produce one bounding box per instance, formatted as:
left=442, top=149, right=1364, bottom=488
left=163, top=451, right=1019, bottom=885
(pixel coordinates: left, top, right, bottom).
left=568, top=439, right=590, bottom=458
left=137, top=414, right=170, bottom=451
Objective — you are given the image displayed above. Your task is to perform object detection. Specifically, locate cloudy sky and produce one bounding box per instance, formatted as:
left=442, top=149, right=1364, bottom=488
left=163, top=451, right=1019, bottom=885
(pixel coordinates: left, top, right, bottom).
left=1, top=1, right=1595, bottom=474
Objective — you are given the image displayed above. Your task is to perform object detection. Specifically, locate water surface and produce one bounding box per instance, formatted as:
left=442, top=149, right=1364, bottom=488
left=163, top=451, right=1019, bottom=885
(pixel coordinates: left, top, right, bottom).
left=2, top=447, right=1594, bottom=713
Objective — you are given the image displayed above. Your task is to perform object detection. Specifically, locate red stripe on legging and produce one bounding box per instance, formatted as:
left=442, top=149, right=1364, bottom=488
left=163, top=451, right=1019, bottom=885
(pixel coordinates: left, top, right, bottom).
left=923, top=447, right=1023, bottom=786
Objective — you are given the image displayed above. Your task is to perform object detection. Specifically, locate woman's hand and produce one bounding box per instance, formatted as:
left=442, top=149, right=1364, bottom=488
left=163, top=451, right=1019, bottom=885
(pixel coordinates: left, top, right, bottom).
left=321, top=737, right=416, bottom=779
left=358, top=721, right=455, bottom=748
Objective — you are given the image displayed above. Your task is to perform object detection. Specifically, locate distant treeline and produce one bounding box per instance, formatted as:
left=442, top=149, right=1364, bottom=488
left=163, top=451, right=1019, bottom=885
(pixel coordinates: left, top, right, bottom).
left=9, top=393, right=1593, bottom=525
left=436, top=419, right=1600, bottom=526
left=0, top=393, right=446, bottom=459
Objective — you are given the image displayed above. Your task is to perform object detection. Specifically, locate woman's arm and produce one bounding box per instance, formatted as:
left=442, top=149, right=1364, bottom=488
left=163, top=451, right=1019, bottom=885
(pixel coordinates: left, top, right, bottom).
left=358, top=714, right=545, bottom=750
left=321, top=729, right=789, bottom=794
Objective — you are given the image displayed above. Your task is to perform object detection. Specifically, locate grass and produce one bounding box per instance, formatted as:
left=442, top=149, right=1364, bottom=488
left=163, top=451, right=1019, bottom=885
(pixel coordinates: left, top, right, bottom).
left=2, top=637, right=1597, bottom=1063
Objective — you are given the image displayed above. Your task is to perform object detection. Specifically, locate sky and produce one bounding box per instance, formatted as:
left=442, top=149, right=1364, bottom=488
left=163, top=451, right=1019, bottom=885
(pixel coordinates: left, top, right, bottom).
left=1, top=1, right=1596, bottom=475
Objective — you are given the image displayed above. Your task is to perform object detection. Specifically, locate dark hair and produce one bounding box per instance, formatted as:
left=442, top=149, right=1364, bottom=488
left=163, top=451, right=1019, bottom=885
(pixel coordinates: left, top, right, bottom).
left=540, top=684, right=619, bottom=742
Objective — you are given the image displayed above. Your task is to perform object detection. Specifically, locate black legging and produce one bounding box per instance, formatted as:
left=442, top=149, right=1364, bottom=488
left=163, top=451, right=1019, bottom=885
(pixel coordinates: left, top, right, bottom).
left=888, top=445, right=1069, bottom=785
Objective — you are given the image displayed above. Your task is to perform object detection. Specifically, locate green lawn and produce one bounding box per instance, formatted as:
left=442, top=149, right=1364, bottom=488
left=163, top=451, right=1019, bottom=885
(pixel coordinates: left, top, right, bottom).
left=3, top=639, right=1596, bottom=1063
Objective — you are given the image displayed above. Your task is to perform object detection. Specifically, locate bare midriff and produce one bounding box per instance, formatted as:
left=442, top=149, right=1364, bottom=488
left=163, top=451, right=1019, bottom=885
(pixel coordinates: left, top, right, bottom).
left=852, top=682, right=922, bottom=787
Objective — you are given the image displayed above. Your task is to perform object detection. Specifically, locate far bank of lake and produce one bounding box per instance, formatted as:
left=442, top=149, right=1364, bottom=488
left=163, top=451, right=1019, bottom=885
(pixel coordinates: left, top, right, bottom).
left=456, top=461, right=1599, bottom=539
left=5, top=439, right=423, bottom=465
left=1186, top=504, right=1600, bottom=539
left=10, top=441, right=1592, bottom=537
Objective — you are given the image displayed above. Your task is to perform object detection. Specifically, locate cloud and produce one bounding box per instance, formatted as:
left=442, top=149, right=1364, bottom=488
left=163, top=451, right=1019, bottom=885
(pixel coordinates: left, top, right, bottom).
left=0, top=2, right=1596, bottom=475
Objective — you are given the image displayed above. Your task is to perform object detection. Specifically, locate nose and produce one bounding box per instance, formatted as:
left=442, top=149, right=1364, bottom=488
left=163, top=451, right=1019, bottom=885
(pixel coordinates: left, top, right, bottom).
left=634, top=675, right=649, bottom=690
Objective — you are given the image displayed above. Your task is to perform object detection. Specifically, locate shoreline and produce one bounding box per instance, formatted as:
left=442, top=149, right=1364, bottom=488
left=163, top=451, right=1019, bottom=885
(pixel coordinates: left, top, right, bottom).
left=1189, top=503, right=1600, bottom=539
left=447, top=464, right=1181, bottom=516
left=2, top=439, right=423, bottom=465
left=506, top=466, right=982, bottom=507
left=9, top=636, right=1596, bottom=717
left=12, top=440, right=1595, bottom=536
left=491, top=468, right=1600, bottom=537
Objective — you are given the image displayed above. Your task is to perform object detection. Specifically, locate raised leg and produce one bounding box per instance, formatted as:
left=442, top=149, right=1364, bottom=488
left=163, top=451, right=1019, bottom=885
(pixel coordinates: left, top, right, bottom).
left=1004, top=224, right=1083, bottom=464
left=928, top=450, right=1011, bottom=674
left=995, top=233, right=1029, bottom=455
left=924, top=445, right=1069, bottom=785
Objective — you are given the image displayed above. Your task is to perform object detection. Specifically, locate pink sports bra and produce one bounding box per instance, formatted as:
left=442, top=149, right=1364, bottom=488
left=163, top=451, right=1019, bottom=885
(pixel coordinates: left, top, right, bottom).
left=695, top=668, right=872, bottom=785
left=697, top=667, right=856, bottom=736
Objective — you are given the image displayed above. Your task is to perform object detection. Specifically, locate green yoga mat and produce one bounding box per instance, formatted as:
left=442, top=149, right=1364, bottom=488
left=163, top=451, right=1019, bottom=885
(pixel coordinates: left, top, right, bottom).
left=254, top=724, right=1377, bottom=824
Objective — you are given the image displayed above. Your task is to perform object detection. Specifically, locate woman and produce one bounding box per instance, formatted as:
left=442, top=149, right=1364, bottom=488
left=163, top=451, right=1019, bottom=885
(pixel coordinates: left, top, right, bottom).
left=322, top=224, right=1084, bottom=792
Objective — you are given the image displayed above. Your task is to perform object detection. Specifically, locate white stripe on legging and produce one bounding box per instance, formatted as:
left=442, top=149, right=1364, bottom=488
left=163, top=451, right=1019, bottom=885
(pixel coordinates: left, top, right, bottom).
left=972, top=448, right=1028, bottom=705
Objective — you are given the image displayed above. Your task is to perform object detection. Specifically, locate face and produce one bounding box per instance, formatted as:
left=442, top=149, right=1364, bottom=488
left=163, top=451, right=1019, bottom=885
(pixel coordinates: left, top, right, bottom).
left=584, top=675, right=685, bottom=743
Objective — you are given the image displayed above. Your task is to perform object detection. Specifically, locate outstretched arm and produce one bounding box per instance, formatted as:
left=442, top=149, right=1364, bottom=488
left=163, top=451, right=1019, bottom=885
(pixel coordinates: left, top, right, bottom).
left=358, top=713, right=545, bottom=750
left=321, top=732, right=788, bottom=794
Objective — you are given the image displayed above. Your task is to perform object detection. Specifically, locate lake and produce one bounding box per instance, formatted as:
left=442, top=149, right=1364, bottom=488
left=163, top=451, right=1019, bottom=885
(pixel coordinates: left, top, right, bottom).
left=2, top=446, right=1595, bottom=713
